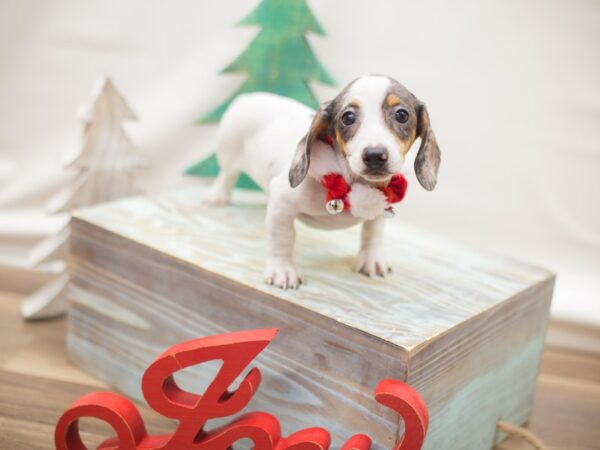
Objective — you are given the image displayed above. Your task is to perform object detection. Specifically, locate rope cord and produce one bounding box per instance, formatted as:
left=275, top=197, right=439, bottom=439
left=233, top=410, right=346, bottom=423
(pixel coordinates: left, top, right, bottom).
left=497, top=420, right=549, bottom=450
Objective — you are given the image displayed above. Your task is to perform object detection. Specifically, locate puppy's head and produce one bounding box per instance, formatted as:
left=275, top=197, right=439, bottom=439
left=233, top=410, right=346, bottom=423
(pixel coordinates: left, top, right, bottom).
left=289, top=75, right=441, bottom=190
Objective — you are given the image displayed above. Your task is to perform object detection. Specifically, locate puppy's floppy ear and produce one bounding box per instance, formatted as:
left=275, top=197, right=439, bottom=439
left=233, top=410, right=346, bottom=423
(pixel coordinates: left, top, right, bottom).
left=289, top=101, right=332, bottom=188
left=414, top=103, right=441, bottom=191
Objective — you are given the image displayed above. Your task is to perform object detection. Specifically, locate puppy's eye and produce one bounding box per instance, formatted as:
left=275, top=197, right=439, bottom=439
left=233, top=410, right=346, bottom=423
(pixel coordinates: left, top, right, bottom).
left=395, top=108, right=409, bottom=123
left=341, top=110, right=356, bottom=126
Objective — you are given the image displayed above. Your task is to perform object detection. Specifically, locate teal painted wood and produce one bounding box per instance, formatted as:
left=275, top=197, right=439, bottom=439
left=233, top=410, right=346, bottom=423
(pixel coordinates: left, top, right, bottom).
left=405, top=272, right=553, bottom=449
left=67, top=185, right=554, bottom=449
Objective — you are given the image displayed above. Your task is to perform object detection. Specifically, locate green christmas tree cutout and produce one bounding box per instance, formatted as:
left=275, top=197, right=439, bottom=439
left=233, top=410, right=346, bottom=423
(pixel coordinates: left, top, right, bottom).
left=186, top=0, right=335, bottom=190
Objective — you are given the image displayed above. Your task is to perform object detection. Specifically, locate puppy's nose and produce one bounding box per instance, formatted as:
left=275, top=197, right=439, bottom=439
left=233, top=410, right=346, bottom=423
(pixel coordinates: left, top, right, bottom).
left=362, top=146, right=389, bottom=170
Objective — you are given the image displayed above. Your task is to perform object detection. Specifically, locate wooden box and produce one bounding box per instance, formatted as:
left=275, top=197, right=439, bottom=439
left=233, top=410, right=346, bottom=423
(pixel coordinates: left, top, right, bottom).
left=67, top=186, right=554, bottom=450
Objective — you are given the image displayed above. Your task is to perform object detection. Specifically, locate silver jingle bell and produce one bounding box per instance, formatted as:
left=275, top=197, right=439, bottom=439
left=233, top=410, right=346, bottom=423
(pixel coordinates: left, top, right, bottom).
left=383, top=206, right=395, bottom=219
left=326, top=198, right=345, bottom=215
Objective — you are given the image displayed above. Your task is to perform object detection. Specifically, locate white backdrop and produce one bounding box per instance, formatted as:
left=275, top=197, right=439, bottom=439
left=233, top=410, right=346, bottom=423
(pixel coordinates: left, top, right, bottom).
left=1, top=0, right=599, bottom=325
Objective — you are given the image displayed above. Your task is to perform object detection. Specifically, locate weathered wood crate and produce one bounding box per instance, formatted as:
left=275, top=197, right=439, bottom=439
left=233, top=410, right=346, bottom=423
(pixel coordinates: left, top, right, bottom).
left=67, top=185, right=554, bottom=450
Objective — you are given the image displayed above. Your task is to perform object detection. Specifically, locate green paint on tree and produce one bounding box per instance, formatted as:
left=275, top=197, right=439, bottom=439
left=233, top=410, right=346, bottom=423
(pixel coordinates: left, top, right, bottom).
left=185, top=0, right=335, bottom=190
left=184, top=154, right=260, bottom=190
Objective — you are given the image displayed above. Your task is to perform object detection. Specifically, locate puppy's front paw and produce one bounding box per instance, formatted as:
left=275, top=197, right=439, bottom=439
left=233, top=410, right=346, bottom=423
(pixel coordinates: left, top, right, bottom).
left=356, top=247, right=391, bottom=277
left=264, top=261, right=303, bottom=290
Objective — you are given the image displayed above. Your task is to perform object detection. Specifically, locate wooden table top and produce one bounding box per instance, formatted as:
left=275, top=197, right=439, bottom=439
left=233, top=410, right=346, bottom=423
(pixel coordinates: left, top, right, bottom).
left=0, top=291, right=598, bottom=450
left=74, top=187, right=553, bottom=353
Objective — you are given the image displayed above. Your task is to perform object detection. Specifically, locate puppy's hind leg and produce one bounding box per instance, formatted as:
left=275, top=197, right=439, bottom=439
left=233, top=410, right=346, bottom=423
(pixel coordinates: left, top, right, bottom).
left=203, top=169, right=239, bottom=206
left=203, top=127, right=242, bottom=206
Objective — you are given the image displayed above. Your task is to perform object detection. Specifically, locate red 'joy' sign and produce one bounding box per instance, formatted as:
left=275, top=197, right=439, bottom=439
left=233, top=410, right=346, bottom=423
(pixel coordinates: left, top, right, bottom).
left=55, top=329, right=428, bottom=450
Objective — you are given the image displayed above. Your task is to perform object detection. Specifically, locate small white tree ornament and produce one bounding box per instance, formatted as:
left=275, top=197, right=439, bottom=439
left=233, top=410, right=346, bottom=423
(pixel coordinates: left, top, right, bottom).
left=47, top=76, right=144, bottom=213
left=21, top=76, right=143, bottom=320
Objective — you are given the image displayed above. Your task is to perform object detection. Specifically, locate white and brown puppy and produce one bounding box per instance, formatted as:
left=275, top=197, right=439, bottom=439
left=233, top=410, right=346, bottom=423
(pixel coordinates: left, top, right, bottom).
left=205, top=74, right=440, bottom=289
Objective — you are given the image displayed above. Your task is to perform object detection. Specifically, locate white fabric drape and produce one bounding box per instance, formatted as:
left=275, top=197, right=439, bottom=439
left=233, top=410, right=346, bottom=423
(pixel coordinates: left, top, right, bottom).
left=0, top=0, right=598, bottom=324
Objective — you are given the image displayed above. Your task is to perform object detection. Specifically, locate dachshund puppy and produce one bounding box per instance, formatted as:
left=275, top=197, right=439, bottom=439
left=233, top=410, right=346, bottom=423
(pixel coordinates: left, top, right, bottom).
left=205, top=75, right=441, bottom=289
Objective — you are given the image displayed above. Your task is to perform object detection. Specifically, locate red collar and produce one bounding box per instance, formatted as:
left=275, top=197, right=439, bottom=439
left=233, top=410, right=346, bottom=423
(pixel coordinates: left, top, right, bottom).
left=321, top=173, right=408, bottom=209
left=319, top=136, right=408, bottom=215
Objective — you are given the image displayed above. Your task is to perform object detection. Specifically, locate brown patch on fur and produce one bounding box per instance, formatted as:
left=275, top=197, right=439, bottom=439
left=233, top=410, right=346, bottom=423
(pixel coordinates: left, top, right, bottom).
left=386, top=94, right=401, bottom=107
left=335, top=128, right=349, bottom=155
left=379, top=79, right=424, bottom=161
left=394, top=135, right=412, bottom=156
left=348, top=99, right=360, bottom=108
left=399, top=128, right=418, bottom=154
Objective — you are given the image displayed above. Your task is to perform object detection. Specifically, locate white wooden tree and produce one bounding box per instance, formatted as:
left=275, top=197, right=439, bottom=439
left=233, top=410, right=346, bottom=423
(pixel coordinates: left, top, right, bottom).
left=47, top=77, right=144, bottom=213
left=21, top=76, right=143, bottom=319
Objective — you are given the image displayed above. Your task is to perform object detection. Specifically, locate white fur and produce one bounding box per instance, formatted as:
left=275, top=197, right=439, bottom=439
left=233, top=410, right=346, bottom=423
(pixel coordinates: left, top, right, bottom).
left=347, top=184, right=388, bottom=221
left=307, top=141, right=344, bottom=180
left=206, top=76, right=404, bottom=288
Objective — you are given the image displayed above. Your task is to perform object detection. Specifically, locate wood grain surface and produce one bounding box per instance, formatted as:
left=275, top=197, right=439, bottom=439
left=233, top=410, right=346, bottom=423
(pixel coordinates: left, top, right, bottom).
left=71, top=186, right=553, bottom=352
left=0, top=292, right=598, bottom=449
left=66, top=223, right=407, bottom=448
left=65, top=186, right=555, bottom=449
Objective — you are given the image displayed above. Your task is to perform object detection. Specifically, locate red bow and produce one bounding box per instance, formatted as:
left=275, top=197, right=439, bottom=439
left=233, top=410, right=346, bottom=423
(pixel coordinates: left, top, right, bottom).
left=322, top=173, right=352, bottom=209
left=321, top=173, right=408, bottom=212
left=380, top=174, right=408, bottom=204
